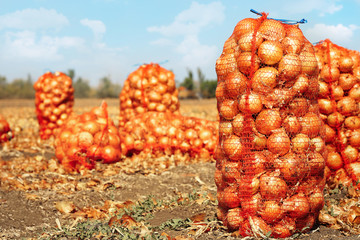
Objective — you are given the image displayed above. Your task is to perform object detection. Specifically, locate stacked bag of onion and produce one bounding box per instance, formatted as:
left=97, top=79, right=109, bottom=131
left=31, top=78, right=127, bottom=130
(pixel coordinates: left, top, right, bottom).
left=215, top=11, right=325, bottom=238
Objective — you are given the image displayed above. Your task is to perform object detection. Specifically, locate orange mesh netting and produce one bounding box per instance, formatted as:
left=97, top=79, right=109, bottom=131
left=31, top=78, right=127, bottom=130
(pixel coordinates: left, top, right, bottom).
left=315, top=39, right=360, bottom=188
left=120, top=111, right=218, bottom=160
left=54, top=101, right=122, bottom=172
left=118, top=63, right=180, bottom=127
left=0, top=114, right=13, bottom=143
left=33, top=71, right=74, bottom=140
left=215, top=11, right=325, bottom=238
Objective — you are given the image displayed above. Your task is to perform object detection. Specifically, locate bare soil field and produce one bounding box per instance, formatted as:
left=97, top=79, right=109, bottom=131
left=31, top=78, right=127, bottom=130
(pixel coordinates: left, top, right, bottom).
left=0, top=98, right=359, bottom=239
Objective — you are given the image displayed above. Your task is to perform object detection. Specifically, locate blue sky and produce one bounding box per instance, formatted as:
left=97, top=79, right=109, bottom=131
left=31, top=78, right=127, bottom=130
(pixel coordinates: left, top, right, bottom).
left=0, top=0, right=359, bottom=86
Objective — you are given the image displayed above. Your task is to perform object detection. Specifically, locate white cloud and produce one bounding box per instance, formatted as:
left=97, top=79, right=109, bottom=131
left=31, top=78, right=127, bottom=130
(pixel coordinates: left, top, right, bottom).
left=2, top=30, right=84, bottom=60
left=0, top=8, right=68, bottom=31
left=80, top=18, right=106, bottom=42
left=147, top=1, right=225, bottom=79
left=280, top=0, right=342, bottom=16
left=305, top=23, right=359, bottom=43
left=176, top=35, right=218, bottom=68
left=147, top=1, right=225, bottom=37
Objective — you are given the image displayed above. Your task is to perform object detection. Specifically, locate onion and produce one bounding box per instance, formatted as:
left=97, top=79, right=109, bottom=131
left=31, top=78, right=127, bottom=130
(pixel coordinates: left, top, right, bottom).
left=226, top=208, right=244, bottom=230
left=215, top=81, right=226, bottom=99
left=327, top=112, right=344, bottom=128
left=251, top=67, right=278, bottom=94
left=259, top=172, right=288, bottom=200
left=238, top=93, right=263, bottom=114
left=282, top=193, right=310, bottom=218
left=258, top=19, right=285, bottom=41
left=349, top=129, right=360, bottom=147
left=349, top=86, right=360, bottom=101
left=344, top=162, right=360, bottom=182
left=272, top=217, right=296, bottom=238
left=318, top=81, right=330, bottom=98
left=240, top=216, right=273, bottom=238
left=220, top=185, right=241, bottom=208
left=310, top=136, right=325, bottom=153
left=219, top=99, right=238, bottom=120
left=241, top=192, right=261, bottom=215
left=296, top=214, right=315, bottom=233
left=236, top=52, right=260, bottom=75
left=299, top=51, right=318, bottom=76
left=223, top=134, right=243, bottom=161
left=222, top=160, right=241, bottom=183
left=341, top=145, right=358, bottom=163
left=216, top=206, right=227, bottom=222
left=78, top=131, right=94, bottom=149
left=339, top=56, right=354, bottom=73
left=300, top=112, right=322, bottom=138
left=216, top=54, right=237, bottom=79
left=101, top=145, right=120, bottom=163
left=214, top=168, right=224, bottom=189
left=278, top=54, right=302, bottom=80
left=274, top=152, right=307, bottom=182
left=330, top=85, right=344, bottom=101
left=219, top=121, right=233, bottom=137
left=258, top=41, right=283, bottom=65
left=224, top=71, right=247, bottom=98
left=282, top=36, right=302, bottom=54
left=337, top=97, right=358, bottom=116
left=283, top=116, right=301, bottom=135
left=326, top=151, right=343, bottom=170
left=233, top=18, right=258, bottom=40
left=238, top=175, right=260, bottom=196
left=339, top=73, right=357, bottom=90
left=259, top=200, right=284, bottom=223
left=318, top=99, right=335, bottom=115
left=308, top=188, right=324, bottom=212
left=292, top=74, right=310, bottom=94
left=267, top=129, right=291, bottom=156
left=253, top=133, right=267, bottom=150
left=238, top=31, right=263, bottom=52
left=232, top=113, right=245, bottom=136
left=320, top=64, right=340, bottom=83
left=291, top=133, right=310, bottom=153
left=255, top=109, right=282, bottom=135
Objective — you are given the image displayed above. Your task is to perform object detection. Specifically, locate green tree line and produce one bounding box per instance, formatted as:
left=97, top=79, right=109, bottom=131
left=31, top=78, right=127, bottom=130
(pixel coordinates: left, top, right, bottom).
left=0, top=68, right=217, bottom=99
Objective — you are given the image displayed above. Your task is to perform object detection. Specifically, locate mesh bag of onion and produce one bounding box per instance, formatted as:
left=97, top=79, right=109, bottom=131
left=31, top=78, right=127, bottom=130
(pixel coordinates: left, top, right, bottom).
left=119, top=63, right=180, bottom=127
left=215, top=11, right=325, bottom=238
left=54, top=101, right=122, bottom=171
left=0, top=114, right=13, bottom=143
left=314, top=39, right=360, bottom=187
left=119, top=111, right=218, bottom=160
left=34, top=71, right=74, bottom=140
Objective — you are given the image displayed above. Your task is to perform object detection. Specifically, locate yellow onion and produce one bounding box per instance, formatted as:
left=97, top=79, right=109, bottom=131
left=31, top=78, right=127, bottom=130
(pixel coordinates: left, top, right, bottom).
left=258, top=40, right=283, bottom=65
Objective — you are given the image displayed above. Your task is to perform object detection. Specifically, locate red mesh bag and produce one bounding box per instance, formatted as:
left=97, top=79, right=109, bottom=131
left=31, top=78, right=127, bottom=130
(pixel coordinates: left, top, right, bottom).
left=34, top=71, right=74, bottom=139
left=119, top=63, right=180, bottom=127
left=315, top=39, right=360, bottom=187
left=215, top=12, right=325, bottom=238
left=0, top=114, right=13, bottom=143
left=54, top=101, right=122, bottom=171
left=120, top=111, right=218, bottom=160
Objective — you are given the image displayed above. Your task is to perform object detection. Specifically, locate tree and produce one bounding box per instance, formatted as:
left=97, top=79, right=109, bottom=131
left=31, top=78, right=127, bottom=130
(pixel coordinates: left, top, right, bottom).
left=73, top=77, right=91, bottom=98
left=197, top=68, right=205, bottom=98
left=181, top=69, right=195, bottom=90
left=200, top=79, right=217, bottom=98
left=96, top=76, right=122, bottom=98
left=67, top=69, right=75, bottom=80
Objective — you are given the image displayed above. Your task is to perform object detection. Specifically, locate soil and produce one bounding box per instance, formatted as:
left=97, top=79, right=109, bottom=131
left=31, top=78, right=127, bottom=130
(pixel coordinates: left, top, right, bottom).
left=0, top=98, right=358, bottom=239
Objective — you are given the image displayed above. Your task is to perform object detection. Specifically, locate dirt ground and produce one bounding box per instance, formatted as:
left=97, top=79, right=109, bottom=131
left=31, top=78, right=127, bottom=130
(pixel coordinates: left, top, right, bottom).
left=0, top=98, right=359, bottom=239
